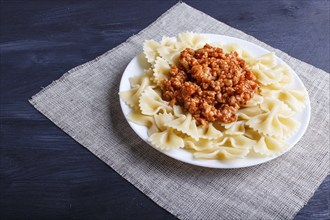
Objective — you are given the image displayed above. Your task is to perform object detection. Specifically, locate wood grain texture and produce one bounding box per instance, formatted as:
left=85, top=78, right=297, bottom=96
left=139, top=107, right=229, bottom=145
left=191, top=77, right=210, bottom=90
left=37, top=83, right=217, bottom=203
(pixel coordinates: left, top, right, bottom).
left=0, top=0, right=329, bottom=219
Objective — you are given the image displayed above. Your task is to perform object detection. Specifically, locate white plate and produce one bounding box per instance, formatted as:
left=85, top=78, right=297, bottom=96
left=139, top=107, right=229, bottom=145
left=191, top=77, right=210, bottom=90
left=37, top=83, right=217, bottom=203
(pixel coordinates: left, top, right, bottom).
left=119, top=34, right=311, bottom=169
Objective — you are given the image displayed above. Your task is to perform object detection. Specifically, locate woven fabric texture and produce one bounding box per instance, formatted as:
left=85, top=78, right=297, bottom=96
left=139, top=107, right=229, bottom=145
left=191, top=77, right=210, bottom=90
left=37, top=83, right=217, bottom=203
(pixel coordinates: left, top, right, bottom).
left=30, top=3, right=329, bottom=220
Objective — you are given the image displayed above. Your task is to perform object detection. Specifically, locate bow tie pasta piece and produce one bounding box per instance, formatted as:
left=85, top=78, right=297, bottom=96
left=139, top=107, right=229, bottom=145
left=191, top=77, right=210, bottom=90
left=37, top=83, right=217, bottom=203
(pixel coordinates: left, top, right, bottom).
left=215, top=135, right=256, bottom=149
left=246, top=98, right=300, bottom=138
left=260, top=98, right=294, bottom=117
left=248, top=52, right=276, bottom=68
left=222, top=120, right=246, bottom=135
left=238, top=106, right=263, bottom=120
left=278, top=116, right=300, bottom=138
left=156, top=36, right=186, bottom=65
left=223, top=43, right=253, bottom=60
left=277, top=65, right=293, bottom=86
left=247, top=112, right=294, bottom=138
left=223, top=43, right=240, bottom=53
left=244, top=127, right=261, bottom=140
left=152, top=57, right=171, bottom=85
left=127, top=109, right=153, bottom=126
left=197, top=123, right=223, bottom=140
left=193, top=147, right=250, bottom=160
left=154, top=112, right=174, bottom=131
left=239, top=48, right=254, bottom=61
left=257, top=53, right=276, bottom=67
left=148, top=128, right=184, bottom=151
left=127, top=110, right=158, bottom=136
left=184, top=137, right=216, bottom=152
left=143, top=40, right=161, bottom=64
left=169, top=105, right=201, bottom=138
left=119, top=76, right=151, bottom=109
left=129, top=68, right=153, bottom=88
left=262, top=88, right=308, bottom=112
left=251, top=63, right=285, bottom=86
left=177, top=32, right=208, bottom=50
left=261, top=65, right=293, bottom=90
left=243, top=94, right=264, bottom=107
left=165, top=113, right=199, bottom=140
left=157, top=46, right=183, bottom=66
left=160, top=36, right=177, bottom=46
left=209, top=41, right=223, bottom=48
left=253, top=135, right=289, bottom=156
left=173, top=105, right=185, bottom=117
left=139, top=86, right=172, bottom=115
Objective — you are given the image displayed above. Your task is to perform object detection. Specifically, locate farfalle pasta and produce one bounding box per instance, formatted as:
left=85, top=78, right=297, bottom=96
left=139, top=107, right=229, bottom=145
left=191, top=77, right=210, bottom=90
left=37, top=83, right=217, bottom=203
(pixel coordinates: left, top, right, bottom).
left=119, top=32, right=308, bottom=160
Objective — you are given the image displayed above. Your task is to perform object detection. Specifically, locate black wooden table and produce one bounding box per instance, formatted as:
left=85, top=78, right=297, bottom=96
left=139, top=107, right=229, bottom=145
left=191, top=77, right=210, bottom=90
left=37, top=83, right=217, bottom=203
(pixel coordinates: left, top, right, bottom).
left=1, top=1, right=329, bottom=219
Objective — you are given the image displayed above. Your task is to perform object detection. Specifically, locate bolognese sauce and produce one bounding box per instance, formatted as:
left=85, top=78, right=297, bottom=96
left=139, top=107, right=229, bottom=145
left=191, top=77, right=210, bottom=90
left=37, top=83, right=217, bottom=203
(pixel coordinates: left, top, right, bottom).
left=161, top=44, right=259, bottom=125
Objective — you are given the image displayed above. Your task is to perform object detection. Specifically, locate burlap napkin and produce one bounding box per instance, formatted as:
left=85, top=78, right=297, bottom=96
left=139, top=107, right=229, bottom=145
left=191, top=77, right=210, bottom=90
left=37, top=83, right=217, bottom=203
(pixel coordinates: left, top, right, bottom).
left=30, top=3, right=329, bottom=220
